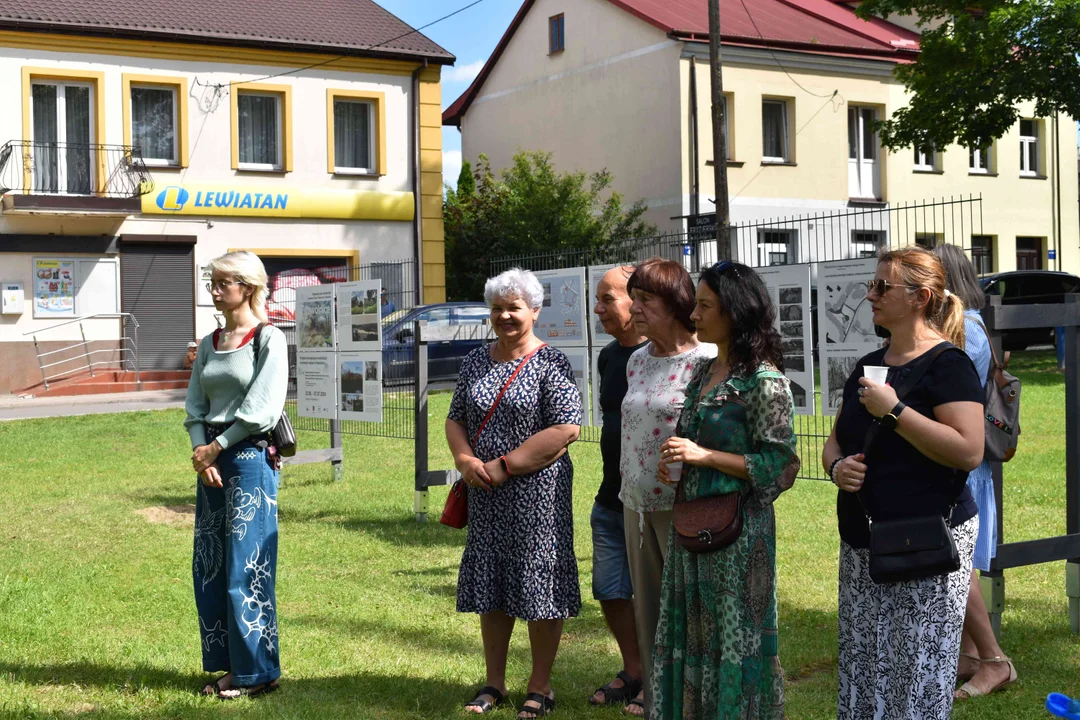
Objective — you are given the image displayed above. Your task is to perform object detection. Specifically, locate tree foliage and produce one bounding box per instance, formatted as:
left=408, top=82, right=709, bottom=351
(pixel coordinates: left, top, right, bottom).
left=443, top=151, right=656, bottom=301
left=856, top=0, right=1080, bottom=151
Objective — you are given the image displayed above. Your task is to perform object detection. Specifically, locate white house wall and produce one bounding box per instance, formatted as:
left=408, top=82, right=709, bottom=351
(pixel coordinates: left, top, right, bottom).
left=457, top=0, right=684, bottom=232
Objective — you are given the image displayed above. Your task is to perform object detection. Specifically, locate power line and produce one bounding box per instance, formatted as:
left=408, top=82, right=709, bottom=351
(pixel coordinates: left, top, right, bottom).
left=194, top=0, right=487, bottom=90
left=737, top=0, right=839, bottom=99
left=728, top=93, right=840, bottom=201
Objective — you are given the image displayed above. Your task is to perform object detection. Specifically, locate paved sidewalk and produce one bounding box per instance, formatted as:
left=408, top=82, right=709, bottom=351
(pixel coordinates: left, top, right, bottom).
left=0, top=389, right=187, bottom=421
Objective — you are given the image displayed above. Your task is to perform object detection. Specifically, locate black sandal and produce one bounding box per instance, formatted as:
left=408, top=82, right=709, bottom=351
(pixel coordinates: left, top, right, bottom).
left=465, top=685, right=507, bottom=714
left=590, top=670, right=642, bottom=706
left=217, top=680, right=280, bottom=701
left=518, top=692, right=555, bottom=718
left=623, top=697, right=645, bottom=717
left=199, top=673, right=230, bottom=697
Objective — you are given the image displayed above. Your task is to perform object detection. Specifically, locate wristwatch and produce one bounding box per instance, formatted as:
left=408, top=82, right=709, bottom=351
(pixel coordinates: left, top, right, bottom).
left=880, top=401, right=906, bottom=430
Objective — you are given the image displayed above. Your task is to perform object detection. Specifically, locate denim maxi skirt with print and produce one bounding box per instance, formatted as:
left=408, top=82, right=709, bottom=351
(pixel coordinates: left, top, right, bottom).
left=192, top=433, right=280, bottom=686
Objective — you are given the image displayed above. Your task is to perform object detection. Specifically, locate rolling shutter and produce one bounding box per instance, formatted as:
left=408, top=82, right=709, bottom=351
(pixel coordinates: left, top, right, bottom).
left=121, top=242, right=194, bottom=370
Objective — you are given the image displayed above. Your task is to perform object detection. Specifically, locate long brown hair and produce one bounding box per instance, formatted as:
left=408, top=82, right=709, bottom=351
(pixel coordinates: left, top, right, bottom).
left=878, top=247, right=966, bottom=348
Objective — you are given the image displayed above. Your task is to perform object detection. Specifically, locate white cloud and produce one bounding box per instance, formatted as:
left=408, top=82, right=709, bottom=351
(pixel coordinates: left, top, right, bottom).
left=443, top=60, right=485, bottom=84
left=443, top=150, right=463, bottom=190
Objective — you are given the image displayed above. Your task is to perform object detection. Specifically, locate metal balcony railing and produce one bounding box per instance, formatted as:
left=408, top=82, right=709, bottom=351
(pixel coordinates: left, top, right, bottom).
left=0, top=141, right=154, bottom=198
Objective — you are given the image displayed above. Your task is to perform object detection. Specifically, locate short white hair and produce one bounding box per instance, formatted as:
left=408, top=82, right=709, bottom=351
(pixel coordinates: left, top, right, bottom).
left=484, top=268, right=544, bottom=310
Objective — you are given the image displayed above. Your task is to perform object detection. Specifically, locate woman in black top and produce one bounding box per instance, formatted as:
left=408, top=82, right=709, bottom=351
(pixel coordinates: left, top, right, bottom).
left=822, top=247, right=984, bottom=720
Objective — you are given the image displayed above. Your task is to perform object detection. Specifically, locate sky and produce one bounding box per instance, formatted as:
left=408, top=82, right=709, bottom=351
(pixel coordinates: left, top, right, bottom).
left=372, top=0, right=522, bottom=190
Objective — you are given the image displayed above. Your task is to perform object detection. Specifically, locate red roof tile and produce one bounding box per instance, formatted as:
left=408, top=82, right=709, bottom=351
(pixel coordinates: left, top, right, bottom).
left=0, top=0, right=454, bottom=62
left=444, top=0, right=919, bottom=125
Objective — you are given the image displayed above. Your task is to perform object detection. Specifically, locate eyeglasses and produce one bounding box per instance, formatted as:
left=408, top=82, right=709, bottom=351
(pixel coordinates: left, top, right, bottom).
left=205, top=280, right=244, bottom=293
left=865, top=279, right=917, bottom=296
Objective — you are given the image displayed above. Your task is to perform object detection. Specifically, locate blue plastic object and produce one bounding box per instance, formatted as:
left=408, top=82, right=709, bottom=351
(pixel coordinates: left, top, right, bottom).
left=1047, top=693, right=1080, bottom=719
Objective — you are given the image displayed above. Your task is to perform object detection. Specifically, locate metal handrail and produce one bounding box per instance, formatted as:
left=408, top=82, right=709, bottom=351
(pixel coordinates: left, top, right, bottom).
left=22, top=312, right=140, bottom=336
left=26, top=313, right=140, bottom=391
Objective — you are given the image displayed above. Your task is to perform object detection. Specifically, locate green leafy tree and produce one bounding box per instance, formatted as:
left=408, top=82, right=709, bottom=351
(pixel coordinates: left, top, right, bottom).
left=856, top=0, right=1080, bottom=151
left=457, top=159, right=476, bottom=197
left=444, top=151, right=655, bottom=301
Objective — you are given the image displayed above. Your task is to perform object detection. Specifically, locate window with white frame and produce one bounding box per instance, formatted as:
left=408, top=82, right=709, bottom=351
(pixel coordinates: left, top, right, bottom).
left=851, top=230, right=886, bottom=258
left=757, top=229, right=797, bottom=266
left=238, top=92, right=283, bottom=170
left=969, top=144, right=992, bottom=174
left=761, top=100, right=789, bottom=163
left=30, top=82, right=95, bottom=194
left=333, top=99, right=374, bottom=173
left=913, top=144, right=937, bottom=172
left=130, top=85, right=177, bottom=166
left=1019, top=119, right=1039, bottom=176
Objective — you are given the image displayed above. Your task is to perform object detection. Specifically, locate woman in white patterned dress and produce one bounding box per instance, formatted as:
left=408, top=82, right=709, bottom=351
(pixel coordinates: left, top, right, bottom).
left=619, top=257, right=716, bottom=716
left=823, top=247, right=985, bottom=719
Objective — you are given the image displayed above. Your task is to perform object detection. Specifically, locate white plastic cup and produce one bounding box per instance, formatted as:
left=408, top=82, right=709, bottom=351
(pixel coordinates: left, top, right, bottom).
left=864, top=365, right=889, bottom=385
left=666, top=461, right=683, bottom=485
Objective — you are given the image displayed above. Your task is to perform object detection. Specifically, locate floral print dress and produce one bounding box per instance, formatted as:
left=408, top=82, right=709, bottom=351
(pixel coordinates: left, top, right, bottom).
left=650, top=361, right=800, bottom=720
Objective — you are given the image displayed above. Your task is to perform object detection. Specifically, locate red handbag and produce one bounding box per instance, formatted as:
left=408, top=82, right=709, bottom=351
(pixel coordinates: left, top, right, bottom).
left=440, top=345, right=546, bottom=529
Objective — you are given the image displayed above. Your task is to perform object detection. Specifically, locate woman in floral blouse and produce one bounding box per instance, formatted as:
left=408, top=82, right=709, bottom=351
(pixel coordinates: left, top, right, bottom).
left=619, top=257, right=716, bottom=715
left=653, top=261, right=799, bottom=720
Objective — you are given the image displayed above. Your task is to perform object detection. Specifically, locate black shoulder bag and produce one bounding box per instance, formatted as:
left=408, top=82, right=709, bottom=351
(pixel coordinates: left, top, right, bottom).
left=253, top=323, right=297, bottom=458
left=860, top=342, right=968, bottom=584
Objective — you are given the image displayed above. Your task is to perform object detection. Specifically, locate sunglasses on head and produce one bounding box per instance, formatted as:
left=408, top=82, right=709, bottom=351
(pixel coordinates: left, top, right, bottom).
left=865, top=279, right=918, bottom=296
left=712, top=261, right=741, bottom=277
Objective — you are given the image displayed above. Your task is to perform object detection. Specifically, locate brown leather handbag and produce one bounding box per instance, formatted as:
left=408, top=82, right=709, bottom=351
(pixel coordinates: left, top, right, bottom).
left=672, top=476, right=745, bottom=553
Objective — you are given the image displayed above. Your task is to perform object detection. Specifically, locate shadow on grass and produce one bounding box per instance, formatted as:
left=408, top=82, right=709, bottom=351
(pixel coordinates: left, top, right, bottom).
left=277, top=510, right=468, bottom=548
left=0, top=662, right=477, bottom=719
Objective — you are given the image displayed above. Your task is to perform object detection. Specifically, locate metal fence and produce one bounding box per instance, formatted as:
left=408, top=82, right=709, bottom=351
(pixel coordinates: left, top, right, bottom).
left=270, top=258, right=419, bottom=440
left=490, top=196, right=985, bottom=481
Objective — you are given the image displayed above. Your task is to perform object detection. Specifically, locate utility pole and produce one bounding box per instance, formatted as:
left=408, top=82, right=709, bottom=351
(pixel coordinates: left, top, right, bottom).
left=708, top=0, right=731, bottom=250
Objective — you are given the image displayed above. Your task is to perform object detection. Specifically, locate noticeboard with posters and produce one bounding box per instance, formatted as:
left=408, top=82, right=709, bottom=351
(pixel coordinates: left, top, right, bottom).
left=533, top=268, right=588, bottom=346
left=816, top=258, right=879, bottom=415
left=338, top=352, right=383, bottom=422
left=336, top=281, right=382, bottom=352
left=754, top=264, right=815, bottom=415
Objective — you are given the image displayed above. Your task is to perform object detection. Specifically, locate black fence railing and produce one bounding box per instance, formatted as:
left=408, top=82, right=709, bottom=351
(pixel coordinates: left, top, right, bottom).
left=0, top=140, right=154, bottom=198
left=490, top=196, right=986, bottom=481
left=272, top=259, right=419, bottom=440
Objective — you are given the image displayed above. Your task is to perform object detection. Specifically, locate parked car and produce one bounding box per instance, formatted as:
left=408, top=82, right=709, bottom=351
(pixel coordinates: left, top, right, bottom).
left=382, top=302, right=490, bottom=382
left=980, top=270, right=1080, bottom=350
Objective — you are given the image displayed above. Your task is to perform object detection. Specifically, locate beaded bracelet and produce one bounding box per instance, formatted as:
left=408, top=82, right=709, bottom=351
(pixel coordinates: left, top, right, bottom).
left=828, top=456, right=844, bottom=483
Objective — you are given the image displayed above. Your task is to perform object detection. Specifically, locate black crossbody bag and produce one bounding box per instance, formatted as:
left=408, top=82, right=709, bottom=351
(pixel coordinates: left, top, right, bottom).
left=858, top=342, right=967, bottom=584
left=253, top=323, right=297, bottom=458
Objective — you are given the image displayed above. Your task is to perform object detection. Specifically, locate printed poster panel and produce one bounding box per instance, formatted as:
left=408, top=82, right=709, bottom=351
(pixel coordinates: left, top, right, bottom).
left=297, top=351, right=337, bottom=419
left=197, top=266, right=215, bottom=307
left=590, top=348, right=604, bottom=427
left=588, top=264, right=618, bottom=347
left=295, top=285, right=336, bottom=352
left=534, top=268, right=588, bottom=346
left=32, top=258, right=75, bottom=318
left=817, top=258, right=879, bottom=415
left=755, top=265, right=815, bottom=415
left=560, top=346, right=591, bottom=427
left=339, top=352, right=383, bottom=422
left=336, top=281, right=382, bottom=352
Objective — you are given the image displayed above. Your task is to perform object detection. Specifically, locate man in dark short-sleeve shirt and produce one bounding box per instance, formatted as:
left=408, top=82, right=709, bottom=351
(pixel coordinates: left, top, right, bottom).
left=588, top=267, right=648, bottom=713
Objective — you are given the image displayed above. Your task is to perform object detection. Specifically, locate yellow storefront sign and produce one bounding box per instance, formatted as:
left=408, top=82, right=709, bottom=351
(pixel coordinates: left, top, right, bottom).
left=142, top=184, right=414, bottom=221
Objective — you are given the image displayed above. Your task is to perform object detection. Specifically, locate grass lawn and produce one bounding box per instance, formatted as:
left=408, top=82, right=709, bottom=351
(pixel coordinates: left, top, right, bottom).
left=0, top=350, right=1077, bottom=718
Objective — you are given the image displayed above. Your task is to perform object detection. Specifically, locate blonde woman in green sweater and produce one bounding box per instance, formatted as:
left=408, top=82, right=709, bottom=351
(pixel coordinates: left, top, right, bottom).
left=184, top=251, right=288, bottom=700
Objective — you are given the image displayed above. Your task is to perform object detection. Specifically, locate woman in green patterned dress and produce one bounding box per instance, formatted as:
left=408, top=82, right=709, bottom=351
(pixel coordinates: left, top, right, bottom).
left=652, top=261, right=800, bottom=720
